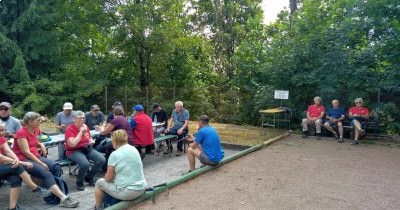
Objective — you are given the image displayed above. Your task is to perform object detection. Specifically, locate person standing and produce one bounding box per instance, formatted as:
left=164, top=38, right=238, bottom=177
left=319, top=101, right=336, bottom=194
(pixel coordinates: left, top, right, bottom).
left=165, top=101, right=189, bottom=156
left=186, top=115, right=224, bottom=173
left=0, top=102, right=21, bottom=139
left=302, top=96, right=325, bottom=140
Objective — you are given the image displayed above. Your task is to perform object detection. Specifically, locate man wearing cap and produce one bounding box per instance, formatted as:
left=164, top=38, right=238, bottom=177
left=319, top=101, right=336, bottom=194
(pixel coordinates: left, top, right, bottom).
left=85, top=105, right=105, bottom=130
left=151, top=103, right=168, bottom=137
left=55, top=102, right=75, bottom=134
left=130, top=105, right=154, bottom=158
left=0, top=102, right=21, bottom=138
left=106, top=101, right=123, bottom=123
left=55, top=102, right=75, bottom=160
left=186, top=115, right=224, bottom=173
left=165, top=101, right=190, bottom=156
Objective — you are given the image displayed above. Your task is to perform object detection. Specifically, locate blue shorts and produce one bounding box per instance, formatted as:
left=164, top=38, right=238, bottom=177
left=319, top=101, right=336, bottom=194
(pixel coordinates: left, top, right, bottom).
left=326, top=120, right=342, bottom=128
left=199, top=152, right=218, bottom=166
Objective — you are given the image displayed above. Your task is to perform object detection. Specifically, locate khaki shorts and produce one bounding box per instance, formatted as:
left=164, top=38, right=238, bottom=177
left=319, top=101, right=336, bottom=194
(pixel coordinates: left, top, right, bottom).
left=96, top=178, right=145, bottom=201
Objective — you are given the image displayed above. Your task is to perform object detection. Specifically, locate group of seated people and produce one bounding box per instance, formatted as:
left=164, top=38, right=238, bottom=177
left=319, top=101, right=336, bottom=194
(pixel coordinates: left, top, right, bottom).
left=301, top=96, right=370, bottom=145
left=0, top=100, right=225, bottom=210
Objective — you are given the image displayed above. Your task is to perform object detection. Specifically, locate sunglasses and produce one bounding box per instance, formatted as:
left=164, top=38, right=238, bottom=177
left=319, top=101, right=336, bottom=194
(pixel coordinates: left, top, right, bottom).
left=355, top=102, right=362, bottom=104
left=0, top=107, right=9, bottom=111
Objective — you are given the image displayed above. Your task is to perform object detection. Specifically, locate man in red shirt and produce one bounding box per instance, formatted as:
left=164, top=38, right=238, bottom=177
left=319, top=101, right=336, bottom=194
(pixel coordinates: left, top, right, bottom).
left=348, top=98, right=369, bottom=145
left=130, top=105, right=154, bottom=159
left=302, top=96, right=325, bottom=140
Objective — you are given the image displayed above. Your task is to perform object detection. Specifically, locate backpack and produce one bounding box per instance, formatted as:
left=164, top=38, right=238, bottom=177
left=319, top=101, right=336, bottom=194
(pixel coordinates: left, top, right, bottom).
left=43, top=163, right=69, bottom=205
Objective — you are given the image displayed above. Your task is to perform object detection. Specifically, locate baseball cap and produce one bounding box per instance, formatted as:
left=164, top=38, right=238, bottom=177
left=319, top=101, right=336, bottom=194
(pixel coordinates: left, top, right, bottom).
left=198, top=115, right=209, bottom=123
left=133, top=104, right=144, bottom=111
left=63, top=102, right=73, bottom=110
left=90, top=104, right=100, bottom=110
left=0, top=102, right=11, bottom=108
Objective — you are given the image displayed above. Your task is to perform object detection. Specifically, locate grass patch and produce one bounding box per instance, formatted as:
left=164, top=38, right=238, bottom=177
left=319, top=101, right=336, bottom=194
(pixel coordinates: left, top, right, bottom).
left=188, top=121, right=286, bottom=146
left=40, top=120, right=286, bottom=146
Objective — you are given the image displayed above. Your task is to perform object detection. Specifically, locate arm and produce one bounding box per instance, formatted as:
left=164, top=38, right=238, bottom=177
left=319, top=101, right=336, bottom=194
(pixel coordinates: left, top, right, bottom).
left=104, top=165, right=115, bottom=182
left=100, top=123, right=114, bottom=136
left=0, top=142, right=19, bottom=166
left=318, top=112, right=325, bottom=119
left=17, top=138, right=48, bottom=170
left=67, top=126, right=86, bottom=148
left=165, top=117, right=173, bottom=133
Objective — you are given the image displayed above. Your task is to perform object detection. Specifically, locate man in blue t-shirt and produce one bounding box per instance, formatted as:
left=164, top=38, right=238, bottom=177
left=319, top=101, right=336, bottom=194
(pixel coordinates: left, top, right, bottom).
left=186, top=115, right=224, bottom=173
left=324, top=99, right=346, bottom=142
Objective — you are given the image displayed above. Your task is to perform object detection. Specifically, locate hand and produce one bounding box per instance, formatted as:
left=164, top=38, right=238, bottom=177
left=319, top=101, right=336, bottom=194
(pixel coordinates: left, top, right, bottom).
left=177, top=128, right=183, bottom=135
left=41, top=146, right=47, bottom=157
left=186, top=135, right=194, bottom=142
left=60, top=124, right=66, bottom=129
left=165, top=128, right=170, bottom=133
left=11, top=159, right=20, bottom=168
left=41, top=163, right=49, bottom=170
left=80, top=126, right=87, bottom=133
left=94, top=125, right=100, bottom=131
left=21, top=161, right=33, bottom=169
left=3, top=131, right=11, bottom=137
left=89, top=139, right=95, bottom=145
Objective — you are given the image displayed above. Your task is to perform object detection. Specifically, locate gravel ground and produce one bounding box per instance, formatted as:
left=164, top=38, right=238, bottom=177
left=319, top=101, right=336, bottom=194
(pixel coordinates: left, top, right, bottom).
left=131, top=135, right=400, bottom=210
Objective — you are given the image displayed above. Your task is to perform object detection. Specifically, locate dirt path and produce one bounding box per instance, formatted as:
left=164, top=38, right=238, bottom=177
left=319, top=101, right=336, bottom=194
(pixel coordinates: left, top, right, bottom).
left=130, top=135, right=400, bottom=210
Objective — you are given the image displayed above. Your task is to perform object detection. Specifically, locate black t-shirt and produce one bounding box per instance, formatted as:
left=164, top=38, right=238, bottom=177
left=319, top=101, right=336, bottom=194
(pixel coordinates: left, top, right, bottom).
left=151, top=109, right=168, bottom=127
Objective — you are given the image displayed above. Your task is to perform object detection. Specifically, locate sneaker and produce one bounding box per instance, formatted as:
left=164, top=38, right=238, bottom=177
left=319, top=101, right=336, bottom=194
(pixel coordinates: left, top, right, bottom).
left=338, top=137, right=344, bottom=143
left=302, top=131, right=308, bottom=138
left=351, top=139, right=359, bottom=145
left=85, top=177, right=95, bottom=186
left=7, top=205, right=20, bottom=210
left=59, top=196, right=79, bottom=208
left=175, top=151, right=182, bottom=156
left=316, top=133, right=321, bottom=140
left=32, top=186, right=51, bottom=197
left=181, top=169, right=193, bottom=175
left=76, top=184, right=85, bottom=191
left=333, top=132, right=339, bottom=139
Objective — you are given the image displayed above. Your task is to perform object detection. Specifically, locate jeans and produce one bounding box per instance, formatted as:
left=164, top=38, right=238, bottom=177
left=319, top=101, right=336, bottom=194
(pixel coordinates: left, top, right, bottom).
left=68, top=149, right=105, bottom=185
left=0, top=164, right=24, bottom=187
left=24, top=157, right=57, bottom=189
left=166, top=127, right=188, bottom=152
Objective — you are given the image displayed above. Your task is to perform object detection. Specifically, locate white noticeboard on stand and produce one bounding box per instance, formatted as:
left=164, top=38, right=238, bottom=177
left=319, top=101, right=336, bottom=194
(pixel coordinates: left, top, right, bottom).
left=274, top=90, right=289, bottom=100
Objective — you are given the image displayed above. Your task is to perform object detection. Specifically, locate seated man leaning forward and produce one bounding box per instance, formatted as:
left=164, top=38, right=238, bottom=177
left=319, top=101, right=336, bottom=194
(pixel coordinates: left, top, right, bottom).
left=65, top=111, right=105, bottom=191
left=186, top=115, right=224, bottom=173
left=302, top=96, right=325, bottom=140
left=324, top=99, right=346, bottom=143
left=94, top=130, right=147, bottom=210
left=348, top=98, right=369, bottom=145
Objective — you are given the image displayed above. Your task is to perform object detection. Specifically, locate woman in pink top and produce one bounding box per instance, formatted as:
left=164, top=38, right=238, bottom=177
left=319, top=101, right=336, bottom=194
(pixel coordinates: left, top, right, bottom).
left=13, top=112, right=79, bottom=208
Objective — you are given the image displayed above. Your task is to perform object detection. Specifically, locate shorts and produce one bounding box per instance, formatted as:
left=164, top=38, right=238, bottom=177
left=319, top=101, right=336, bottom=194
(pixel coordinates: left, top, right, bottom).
left=350, top=119, right=366, bottom=128
left=199, top=152, right=218, bottom=166
left=0, top=164, right=24, bottom=188
left=96, top=178, right=145, bottom=201
left=326, top=120, right=343, bottom=128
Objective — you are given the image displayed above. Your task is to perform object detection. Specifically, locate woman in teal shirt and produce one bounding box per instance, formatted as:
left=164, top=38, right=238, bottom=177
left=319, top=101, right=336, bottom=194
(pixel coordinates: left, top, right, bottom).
left=94, top=129, right=147, bottom=210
